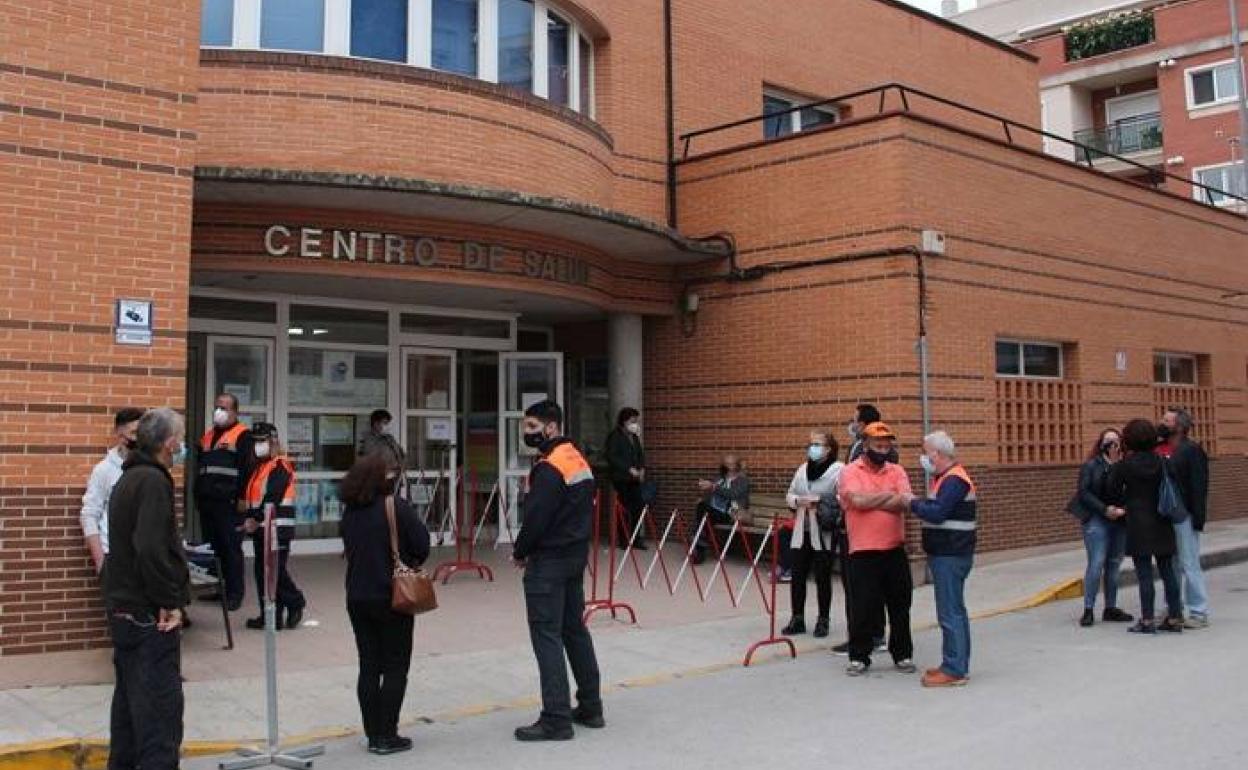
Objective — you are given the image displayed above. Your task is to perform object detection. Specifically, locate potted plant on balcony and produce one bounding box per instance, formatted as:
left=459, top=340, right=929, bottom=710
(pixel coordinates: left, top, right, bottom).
left=1063, top=10, right=1156, bottom=62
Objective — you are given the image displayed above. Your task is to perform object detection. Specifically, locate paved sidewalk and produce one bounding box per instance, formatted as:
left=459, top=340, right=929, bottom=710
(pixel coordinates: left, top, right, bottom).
left=2, top=520, right=1246, bottom=750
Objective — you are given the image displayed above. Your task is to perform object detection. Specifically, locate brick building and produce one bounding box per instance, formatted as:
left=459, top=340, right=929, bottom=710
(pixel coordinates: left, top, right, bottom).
left=951, top=0, right=1248, bottom=208
left=2, top=0, right=1246, bottom=655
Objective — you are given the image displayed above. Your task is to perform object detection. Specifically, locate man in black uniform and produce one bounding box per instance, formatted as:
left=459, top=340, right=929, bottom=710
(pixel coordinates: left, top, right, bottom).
left=512, top=400, right=604, bottom=742
left=195, top=393, right=254, bottom=611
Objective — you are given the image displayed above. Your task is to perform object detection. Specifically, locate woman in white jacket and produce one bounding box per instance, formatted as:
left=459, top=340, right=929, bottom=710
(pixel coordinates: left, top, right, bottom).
left=782, top=430, right=843, bottom=638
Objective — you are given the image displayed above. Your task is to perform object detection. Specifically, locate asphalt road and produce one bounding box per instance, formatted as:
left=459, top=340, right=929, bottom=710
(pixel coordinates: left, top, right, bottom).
left=192, top=560, right=1248, bottom=770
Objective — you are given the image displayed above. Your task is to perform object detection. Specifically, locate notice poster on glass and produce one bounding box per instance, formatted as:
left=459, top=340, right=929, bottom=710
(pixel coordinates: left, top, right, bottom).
left=323, top=351, right=355, bottom=392
left=287, top=417, right=315, bottom=463
left=321, top=480, right=344, bottom=522
left=319, top=415, right=354, bottom=445
left=294, top=481, right=319, bottom=525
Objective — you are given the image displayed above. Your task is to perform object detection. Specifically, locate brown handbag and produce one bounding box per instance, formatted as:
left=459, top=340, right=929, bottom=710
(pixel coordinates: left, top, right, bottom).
left=385, top=496, right=437, bottom=615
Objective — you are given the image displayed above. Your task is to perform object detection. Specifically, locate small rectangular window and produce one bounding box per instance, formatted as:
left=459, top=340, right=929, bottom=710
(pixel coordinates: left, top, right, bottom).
left=190, top=296, right=277, bottom=324
left=1194, top=162, right=1246, bottom=206
left=432, top=0, right=478, bottom=76
left=289, top=305, right=389, bottom=345
left=546, top=11, right=571, bottom=106
left=261, top=0, right=325, bottom=52
left=996, top=339, right=1062, bottom=378
left=1154, top=352, right=1197, bottom=385
left=498, top=0, right=534, bottom=91
left=1188, top=62, right=1240, bottom=108
left=763, top=95, right=794, bottom=139
left=351, top=0, right=408, bottom=62
left=401, top=313, right=511, bottom=339
left=201, top=0, right=234, bottom=46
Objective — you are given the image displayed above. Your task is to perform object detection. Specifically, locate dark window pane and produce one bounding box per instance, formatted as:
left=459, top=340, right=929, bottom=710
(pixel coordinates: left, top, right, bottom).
left=517, top=329, right=551, bottom=351
left=401, top=313, right=510, bottom=339
left=432, top=0, right=477, bottom=76
left=763, top=95, right=793, bottom=139
left=202, top=0, right=234, bottom=45
left=352, top=0, right=408, bottom=62
left=289, top=305, right=388, bottom=344
left=190, top=296, right=277, bottom=323
left=261, top=0, right=325, bottom=52
left=547, top=12, right=570, bottom=106
left=800, top=106, right=837, bottom=131
left=1191, top=71, right=1216, bottom=105
left=579, top=35, right=592, bottom=113
left=1022, top=344, right=1061, bottom=377
left=1169, top=356, right=1196, bottom=385
left=995, top=341, right=1020, bottom=376
left=498, top=0, right=534, bottom=90
left=1153, top=354, right=1168, bottom=383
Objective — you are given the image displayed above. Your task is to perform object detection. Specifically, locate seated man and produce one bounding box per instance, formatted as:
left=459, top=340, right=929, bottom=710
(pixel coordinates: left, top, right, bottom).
left=691, top=455, right=750, bottom=564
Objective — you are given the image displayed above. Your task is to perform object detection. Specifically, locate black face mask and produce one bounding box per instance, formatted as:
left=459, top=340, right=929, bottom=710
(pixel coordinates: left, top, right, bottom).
left=719, top=465, right=730, bottom=476
left=1156, top=424, right=1172, bottom=442
left=522, top=430, right=546, bottom=449
left=123, top=438, right=138, bottom=451
left=865, top=448, right=891, bottom=466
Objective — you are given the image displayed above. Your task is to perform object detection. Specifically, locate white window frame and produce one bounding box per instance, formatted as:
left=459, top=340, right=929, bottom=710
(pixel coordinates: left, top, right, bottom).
left=995, top=338, right=1064, bottom=380
left=1184, top=59, right=1243, bottom=111
left=1153, top=352, right=1198, bottom=386
left=762, top=88, right=840, bottom=138
left=213, top=0, right=594, bottom=115
left=1191, top=161, right=1245, bottom=207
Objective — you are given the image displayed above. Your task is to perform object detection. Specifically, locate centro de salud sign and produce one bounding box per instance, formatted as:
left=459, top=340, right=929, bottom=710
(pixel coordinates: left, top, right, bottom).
left=262, top=225, right=590, bottom=286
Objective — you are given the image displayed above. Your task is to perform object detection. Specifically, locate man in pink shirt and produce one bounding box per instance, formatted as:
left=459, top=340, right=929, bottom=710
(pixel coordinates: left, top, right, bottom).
left=837, top=422, right=914, bottom=677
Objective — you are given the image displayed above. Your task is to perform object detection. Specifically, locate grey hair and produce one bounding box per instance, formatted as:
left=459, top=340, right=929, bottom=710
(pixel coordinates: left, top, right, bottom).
left=136, top=407, right=185, bottom=455
left=924, top=430, right=957, bottom=459
left=1167, top=407, right=1194, bottom=434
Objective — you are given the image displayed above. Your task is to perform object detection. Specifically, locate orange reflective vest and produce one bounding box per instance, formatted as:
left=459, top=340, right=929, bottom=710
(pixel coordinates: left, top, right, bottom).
left=197, top=422, right=248, bottom=500
left=921, top=463, right=977, bottom=556
left=540, top=442, right=594, bottom=487
left=245, top=457, right=297, bottom=530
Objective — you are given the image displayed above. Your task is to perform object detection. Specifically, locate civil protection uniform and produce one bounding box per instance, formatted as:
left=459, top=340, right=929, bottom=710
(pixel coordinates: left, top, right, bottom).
left=915, top=463, right=977, bottom=679
left=244, top=455, right=306, bottom=620
left=513, top=437, right=603, bottom=731
left=196, top=422, right=251, bottom=605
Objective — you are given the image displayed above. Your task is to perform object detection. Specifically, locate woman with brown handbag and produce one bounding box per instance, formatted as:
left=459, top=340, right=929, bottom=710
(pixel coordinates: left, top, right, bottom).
left=339, top=454, right=430, bottom=755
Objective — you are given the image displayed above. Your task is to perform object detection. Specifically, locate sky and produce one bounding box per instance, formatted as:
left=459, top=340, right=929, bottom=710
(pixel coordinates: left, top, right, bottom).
left=899, top=0, right=957, bottom=16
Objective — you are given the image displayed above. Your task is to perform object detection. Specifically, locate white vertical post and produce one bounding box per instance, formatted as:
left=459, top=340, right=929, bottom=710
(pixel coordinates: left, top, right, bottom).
left=411, top=0, right=433, bottom=68
left=479, top=0, right=499, bottom=82
left=237, top=0, right=261, bottom=48
left=532, top=1, right=549, bottom=98
left=568, top=23, right=581, bottom=113
left=325, top=0, right=350, bottom=55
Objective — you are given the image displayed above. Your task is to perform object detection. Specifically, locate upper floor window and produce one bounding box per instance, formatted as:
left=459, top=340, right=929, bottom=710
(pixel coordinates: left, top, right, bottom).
left=996, top=339, right=1063, bottom=379
left=1154, top=352, right=1197, bottom=386
left=762, top=90, right=839, bottom=140
left=202, top=0, right=595, bottom=116
left=1186, top=60, right=1241, bottom=110
left=1193, top=162, right=1246, bottom=207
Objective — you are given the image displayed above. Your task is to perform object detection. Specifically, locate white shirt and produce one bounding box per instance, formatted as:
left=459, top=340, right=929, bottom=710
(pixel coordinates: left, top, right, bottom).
left=80, top=447, right=125, bottom=553
left=785, top=460, right=844, bottom=551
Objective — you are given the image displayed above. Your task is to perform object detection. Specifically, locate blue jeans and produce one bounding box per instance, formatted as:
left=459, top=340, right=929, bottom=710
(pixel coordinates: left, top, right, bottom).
left=1173, top=518, right=1209, bottom=617
left=1082, top=517, right=1126, bottom=611
left=929, top=554, right=973, bottom=679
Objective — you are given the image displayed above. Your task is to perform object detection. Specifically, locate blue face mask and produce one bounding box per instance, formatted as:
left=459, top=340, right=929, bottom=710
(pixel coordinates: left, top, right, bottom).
left=171, top=441, right=188, bottom=466
left=807, top=444, right=826, bottom=462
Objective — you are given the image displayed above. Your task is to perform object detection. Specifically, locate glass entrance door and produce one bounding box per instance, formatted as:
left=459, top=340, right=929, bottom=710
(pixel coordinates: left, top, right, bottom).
left=205, top=336, right=274, bottom=427
left=402, top=348, right=458, bottom=540
left=497, top=352, right=564, bottom=543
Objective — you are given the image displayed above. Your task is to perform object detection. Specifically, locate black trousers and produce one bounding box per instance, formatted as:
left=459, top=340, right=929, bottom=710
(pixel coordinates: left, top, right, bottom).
left=1133, top=554, right=1182, bottom=621
left=847, top=547, right=913, bottom=665
left=250, top=530, right=306, bottom=613
left=107, top=612, right=183, bottom=770
left=694, top=501, right=734, bottom=553
left=523, top=554, right=602, bottom=728
left=790, top=541, right=833, bottom=620
left=839, top=531, right=885, bottom=640
left=347, top=600, right=414, bottom=741
left=200, top=497, right=244, bottom=603
left=615, top=481, right=646, bottom=544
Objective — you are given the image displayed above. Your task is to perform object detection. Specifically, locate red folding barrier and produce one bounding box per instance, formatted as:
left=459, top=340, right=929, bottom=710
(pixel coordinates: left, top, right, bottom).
left=432, top=469, right=495, bottom=584
left=583, top=495, right=637, bottom=625
left=742, top=514, right=796, bottom=666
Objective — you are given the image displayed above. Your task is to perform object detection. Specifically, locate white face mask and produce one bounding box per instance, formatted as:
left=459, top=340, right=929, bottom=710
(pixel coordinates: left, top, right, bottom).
left=847, top=421, right=861, bottom=439
left=254, top=441, right=271, bottom=459
left=212, top=408, right=230, bottom=428
left=919, top=454, right=935, bottom=475
left=626, top=421, right=641, bottom=435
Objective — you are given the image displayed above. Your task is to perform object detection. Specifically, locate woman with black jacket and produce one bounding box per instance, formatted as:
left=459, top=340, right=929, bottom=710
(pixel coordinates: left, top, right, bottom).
left=339, top=454, right=431, bottom=755
left=1107, top=419, right=1183, bottom=634
left=1072, top=428, right=1133, bottom=627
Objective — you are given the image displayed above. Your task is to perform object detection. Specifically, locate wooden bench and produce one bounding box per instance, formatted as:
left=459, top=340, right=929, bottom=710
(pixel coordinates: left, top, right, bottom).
left=708, top=493, right=793, bottom=557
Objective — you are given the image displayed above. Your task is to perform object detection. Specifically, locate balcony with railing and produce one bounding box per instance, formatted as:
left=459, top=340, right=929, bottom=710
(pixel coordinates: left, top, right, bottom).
left=1072, top=112, right=1163, bottom=161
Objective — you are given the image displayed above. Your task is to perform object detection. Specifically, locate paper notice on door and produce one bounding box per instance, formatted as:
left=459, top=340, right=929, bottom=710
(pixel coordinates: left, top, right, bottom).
left=521, top=392, right=547, bottom=410
left=425, top=417, right=454, bottom=442
left=286, top=417, right=315, bottom=462
left=319, top=415, right=354, bottom=445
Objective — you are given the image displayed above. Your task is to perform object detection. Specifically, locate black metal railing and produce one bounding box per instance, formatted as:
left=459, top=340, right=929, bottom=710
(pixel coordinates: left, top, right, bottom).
left=1073, top=112, right=1163, bottom=158
left=676, top=83, right=1245, bottom=210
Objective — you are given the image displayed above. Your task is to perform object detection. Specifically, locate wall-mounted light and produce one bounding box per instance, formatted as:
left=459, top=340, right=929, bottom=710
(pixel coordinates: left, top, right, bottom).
left=1165, top=155, right=1186, bottom=166
left=1157, top=58, right=1178, bottom=68
left=681, top=292, right=700, bottom=314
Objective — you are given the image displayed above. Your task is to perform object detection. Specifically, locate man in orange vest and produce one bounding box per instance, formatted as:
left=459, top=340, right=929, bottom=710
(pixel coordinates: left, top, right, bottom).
left=512, top=400, right=603, bottom=742
left=195, top=393, right=254, bottom=611
left=241, top=422, right=306, bottom=631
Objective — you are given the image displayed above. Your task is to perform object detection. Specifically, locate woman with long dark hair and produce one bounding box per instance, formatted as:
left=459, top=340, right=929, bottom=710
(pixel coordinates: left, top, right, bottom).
left=1108, top=419, right=1183, bottom=634
left=1071, top=428, right=1132, bottom=627
left=339, top=453, right=431, bottom=754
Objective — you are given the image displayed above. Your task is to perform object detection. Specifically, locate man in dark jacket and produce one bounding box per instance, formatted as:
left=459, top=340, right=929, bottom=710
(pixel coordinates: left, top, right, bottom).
left=194, top=393, right=253, bottom=610
left=512, top=400, right=603, bottom=742
left=103, top=407, right=191, bottom=770
left=604, top=406, right=647, bottom=549
left=1160, top=407, right=1211, bottom=628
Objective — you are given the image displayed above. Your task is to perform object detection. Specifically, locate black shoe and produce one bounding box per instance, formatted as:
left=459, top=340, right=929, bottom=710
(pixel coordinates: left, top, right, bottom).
left=813, top=617, right=830, bottom=638
left=572, top=707, right=605, bottom=729
left=831, top=641, right=850, bottom=656
left=514, top=721, right=574, bottom=742
left=1102, top=607, right=1134, bottom=622
left=245, top=615, right=266, bottom=630
left=781, top=617, right=806, bottom=635
left=368, top=735, right=413, bottom=755
left=633, top=541, right=649, bottom=551
left=690, top=549, right=706, bottom=565
left=285, top=606, right=304, bottom=630
left=1159, top=616, right=1184, bottom=633
left=1080, top=608, right=1095, bottom=627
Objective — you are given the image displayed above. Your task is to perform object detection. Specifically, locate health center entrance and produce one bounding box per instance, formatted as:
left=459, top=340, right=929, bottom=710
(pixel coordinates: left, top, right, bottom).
left=185, top=290, right=573, bottom=547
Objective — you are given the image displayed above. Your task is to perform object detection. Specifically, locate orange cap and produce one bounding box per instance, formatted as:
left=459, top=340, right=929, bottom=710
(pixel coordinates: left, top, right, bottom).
left=861, top=422, right=896, bottom=440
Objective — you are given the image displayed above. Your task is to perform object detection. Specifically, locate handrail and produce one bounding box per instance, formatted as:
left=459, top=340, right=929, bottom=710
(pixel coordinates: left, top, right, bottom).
left=676, top=83, right=1245, bottom=209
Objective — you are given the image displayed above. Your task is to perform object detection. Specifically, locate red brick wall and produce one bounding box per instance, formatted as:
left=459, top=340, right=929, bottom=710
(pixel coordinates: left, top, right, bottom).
left=0, top=0, right=200, bottom=655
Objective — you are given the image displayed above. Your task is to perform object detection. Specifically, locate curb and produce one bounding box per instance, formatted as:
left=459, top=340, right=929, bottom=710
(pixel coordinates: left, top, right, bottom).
left=5, top=542, right=1247, bottom=768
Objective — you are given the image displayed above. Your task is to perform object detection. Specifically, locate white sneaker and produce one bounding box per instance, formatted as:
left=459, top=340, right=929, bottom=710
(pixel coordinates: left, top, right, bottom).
left=895, top=659, right=917, bottom=674
left=845, top=661, right=869, bottom=677
left=1184, top=614, right=1210, bottom=630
